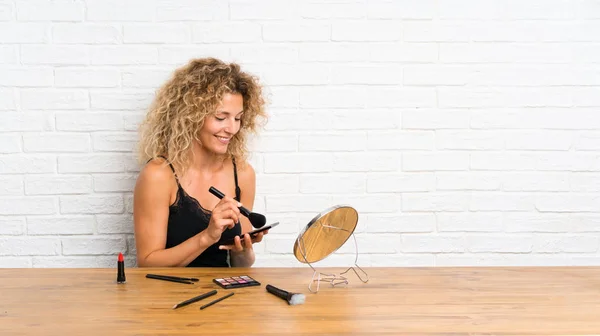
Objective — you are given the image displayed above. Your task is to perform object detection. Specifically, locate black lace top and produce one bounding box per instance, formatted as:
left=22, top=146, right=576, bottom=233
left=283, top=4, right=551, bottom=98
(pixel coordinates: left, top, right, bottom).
left=160, top=158, right=242, bottom=267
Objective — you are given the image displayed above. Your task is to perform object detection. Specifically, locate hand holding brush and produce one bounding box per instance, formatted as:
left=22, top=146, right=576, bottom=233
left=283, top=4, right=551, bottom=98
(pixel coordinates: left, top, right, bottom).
left=209, top=186, right=266, bottom=228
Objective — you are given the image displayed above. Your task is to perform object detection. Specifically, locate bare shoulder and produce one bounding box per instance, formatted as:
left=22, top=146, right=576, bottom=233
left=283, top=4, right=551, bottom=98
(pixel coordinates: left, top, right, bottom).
left=236, top=159, right=256, bottom=183
left=135, top=158, right=177, bottom=193
left=235, top=159, right=256, bottom=212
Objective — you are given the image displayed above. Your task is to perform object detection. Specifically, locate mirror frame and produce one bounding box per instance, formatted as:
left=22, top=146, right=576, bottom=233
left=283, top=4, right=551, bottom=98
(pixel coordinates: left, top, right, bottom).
left=293, top=204, right=359, bottom=264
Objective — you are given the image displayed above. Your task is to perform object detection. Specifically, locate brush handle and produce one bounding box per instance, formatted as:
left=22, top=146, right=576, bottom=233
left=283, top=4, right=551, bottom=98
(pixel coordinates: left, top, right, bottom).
left=146, top=274, right=193, bottom=284
left=173, top=290, right=217, bottom=309
left=200, top=292, right=234, bottom=310
left=208, top=186, right=226, bottom=199
left=147, top=274, right=199, bottom=282
left=209, top=186, right=251, bottom=217
left=266, top=284, right=291, bottom=302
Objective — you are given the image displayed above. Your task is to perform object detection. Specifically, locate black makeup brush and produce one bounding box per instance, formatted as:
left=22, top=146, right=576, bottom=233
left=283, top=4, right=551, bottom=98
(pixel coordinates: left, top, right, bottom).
left=209, top=186, right=266, bottom=228
left=266, top=284, right=305, bottom=305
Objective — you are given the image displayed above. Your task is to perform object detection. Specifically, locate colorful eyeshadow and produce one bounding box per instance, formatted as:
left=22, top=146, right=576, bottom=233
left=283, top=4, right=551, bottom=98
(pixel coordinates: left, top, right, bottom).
left=212, top=275, right=261, bottom=289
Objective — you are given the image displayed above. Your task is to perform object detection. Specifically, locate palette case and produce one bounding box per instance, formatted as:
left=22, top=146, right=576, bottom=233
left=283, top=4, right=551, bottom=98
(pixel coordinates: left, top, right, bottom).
left=213, top=275, right=261, bottom=289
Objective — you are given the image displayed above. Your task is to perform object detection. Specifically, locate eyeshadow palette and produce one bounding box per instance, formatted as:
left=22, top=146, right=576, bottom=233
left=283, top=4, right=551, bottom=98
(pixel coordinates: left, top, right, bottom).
left=213, top=275, right=261, bottom=289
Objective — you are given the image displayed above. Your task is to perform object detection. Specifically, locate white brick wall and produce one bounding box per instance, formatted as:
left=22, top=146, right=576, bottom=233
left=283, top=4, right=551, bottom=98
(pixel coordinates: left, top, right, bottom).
left=1, top=0, right=600, bottom=268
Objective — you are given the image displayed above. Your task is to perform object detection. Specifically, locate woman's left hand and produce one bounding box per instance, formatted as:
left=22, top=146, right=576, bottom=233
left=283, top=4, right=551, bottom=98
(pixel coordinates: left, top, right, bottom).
left=219, top=230, right=269, bottom=252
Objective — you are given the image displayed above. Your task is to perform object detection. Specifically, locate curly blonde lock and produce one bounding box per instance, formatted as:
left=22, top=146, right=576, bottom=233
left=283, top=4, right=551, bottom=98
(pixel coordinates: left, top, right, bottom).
left=137, top=58, right=267, bottom=175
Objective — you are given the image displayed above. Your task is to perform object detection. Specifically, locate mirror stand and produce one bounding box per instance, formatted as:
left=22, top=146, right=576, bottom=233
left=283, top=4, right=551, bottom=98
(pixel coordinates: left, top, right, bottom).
left=296, top=224, right=369, bottom=293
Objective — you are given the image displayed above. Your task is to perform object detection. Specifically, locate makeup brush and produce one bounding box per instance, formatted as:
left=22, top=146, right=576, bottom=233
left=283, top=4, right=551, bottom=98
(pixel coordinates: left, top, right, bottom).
left=266, top=284, right=305, bottom=305
left=209, top=186, right=266, bottom=228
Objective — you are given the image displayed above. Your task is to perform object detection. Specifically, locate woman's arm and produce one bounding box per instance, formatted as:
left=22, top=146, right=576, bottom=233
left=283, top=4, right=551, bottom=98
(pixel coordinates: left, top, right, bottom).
left=133, top=161, right=215, bottom=267
left=229, top=162, right=258, bottom=267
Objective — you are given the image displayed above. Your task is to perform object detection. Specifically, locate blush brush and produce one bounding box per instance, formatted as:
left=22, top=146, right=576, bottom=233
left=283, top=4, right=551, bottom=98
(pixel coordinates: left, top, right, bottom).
left=209, top=186, right=266, bottom=228
left=266, top=284, right=305, bottom=305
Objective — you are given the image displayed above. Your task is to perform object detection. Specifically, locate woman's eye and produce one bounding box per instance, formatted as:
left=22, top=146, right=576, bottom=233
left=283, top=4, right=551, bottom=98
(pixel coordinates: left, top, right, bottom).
left=215, top=116, right=225, bottom=121
left=235, top=118, right=241, bottom=122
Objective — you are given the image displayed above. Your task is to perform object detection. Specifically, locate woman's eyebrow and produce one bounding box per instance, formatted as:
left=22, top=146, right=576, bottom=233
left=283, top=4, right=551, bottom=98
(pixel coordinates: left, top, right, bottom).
left=216, top=111, right=244, bottom=116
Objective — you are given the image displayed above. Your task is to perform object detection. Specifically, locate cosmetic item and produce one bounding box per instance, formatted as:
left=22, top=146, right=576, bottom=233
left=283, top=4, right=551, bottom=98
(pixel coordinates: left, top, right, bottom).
left=146, top=274, right=199, bottom=282
left=145, top=274, right=194, bottom=284
left=200, top=292, right=234, bottom=310
left=213, top=275, right=260, bottom=289
left=116, top=252, right=126, bottom=284
left=209, top=186, right=266, bottom=228
left=172, top=290, right=217, bottom=309
left=266, top=284, right=305, bottom=305
left=218, top=222, right=279, bottom=246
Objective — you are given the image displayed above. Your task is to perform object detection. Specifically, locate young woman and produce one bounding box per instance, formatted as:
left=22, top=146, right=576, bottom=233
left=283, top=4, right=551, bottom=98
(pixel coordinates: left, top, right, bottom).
left=133, top=58, right=268, bottom=267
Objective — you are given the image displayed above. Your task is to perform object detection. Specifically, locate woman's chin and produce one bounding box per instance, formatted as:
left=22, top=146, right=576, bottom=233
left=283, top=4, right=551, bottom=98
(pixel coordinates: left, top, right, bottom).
left=211, top=146, right=228, bottom=155
left=198, top=140, right=229, bottom=155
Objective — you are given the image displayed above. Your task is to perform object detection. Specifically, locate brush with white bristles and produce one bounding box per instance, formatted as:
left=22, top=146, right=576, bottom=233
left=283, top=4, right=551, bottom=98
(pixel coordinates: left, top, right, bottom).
left=266, top=284, right=306, bottom=305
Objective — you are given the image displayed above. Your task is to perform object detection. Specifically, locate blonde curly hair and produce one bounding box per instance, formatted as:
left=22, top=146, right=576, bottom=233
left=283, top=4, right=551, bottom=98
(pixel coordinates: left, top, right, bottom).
left=138, top=58, right=267, bottom=174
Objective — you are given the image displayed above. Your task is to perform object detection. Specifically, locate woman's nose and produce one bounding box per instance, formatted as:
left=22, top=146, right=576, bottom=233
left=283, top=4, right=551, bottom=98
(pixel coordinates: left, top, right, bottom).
left=223, top=118, right=237, bottom=134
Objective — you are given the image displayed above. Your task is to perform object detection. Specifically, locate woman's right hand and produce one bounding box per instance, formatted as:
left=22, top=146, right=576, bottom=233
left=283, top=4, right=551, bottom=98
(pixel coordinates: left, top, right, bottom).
left=205, top=196, right=241, bottom=243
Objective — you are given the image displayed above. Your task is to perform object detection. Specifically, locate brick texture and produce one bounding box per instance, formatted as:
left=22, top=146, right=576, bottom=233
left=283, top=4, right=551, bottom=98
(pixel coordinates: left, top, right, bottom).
left=1, top=0, right=599, bottom=268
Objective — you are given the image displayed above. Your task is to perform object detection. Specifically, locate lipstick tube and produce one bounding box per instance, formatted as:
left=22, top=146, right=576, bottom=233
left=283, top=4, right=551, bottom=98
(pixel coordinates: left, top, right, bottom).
left=117, top=252, right=126, bottom=284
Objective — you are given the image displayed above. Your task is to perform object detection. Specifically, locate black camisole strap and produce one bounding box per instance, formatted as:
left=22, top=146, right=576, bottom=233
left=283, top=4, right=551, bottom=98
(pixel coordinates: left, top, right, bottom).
left=147, top=155, right=179, bottom=185
left=148, top=155, right=238, bottom=200
left=232, top=157, right=241, bottom=201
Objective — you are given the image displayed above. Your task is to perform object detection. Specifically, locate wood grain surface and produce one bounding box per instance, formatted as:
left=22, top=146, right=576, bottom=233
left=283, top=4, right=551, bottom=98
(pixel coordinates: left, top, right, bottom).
left=293, top=206, right=358, bottom=263
left=2, top=267, right=600, bottom=335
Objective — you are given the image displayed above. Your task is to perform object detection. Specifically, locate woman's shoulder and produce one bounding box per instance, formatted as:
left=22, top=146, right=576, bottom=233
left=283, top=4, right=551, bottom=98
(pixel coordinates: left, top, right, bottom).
left=136, top=157, right=177, bottom=188
left=234, top=158, right=255, bottom=180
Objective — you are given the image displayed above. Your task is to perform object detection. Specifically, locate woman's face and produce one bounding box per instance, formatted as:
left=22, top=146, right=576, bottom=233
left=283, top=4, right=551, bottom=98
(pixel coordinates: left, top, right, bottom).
left=199, top=92, right=244, bottom=155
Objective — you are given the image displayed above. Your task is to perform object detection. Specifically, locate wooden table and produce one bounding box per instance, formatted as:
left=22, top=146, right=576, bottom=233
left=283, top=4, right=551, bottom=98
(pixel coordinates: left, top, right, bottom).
left=2, top=267, right=600, bottom=335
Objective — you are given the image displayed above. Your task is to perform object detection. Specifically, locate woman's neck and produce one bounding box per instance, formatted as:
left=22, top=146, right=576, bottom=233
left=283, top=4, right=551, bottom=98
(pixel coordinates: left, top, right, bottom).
left=190, top=141, right=227, bottom=174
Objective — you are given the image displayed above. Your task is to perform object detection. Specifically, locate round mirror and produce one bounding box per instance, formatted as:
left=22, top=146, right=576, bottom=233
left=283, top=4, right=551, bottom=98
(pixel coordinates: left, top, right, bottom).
left=293, top=205, right=359, bottom=264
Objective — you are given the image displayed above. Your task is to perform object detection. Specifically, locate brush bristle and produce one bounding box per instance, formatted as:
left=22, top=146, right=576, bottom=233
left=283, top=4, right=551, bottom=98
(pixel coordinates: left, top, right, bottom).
left=288, top=293, right=305, bottom=305
left=249, top=213, right=266, bottom=228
